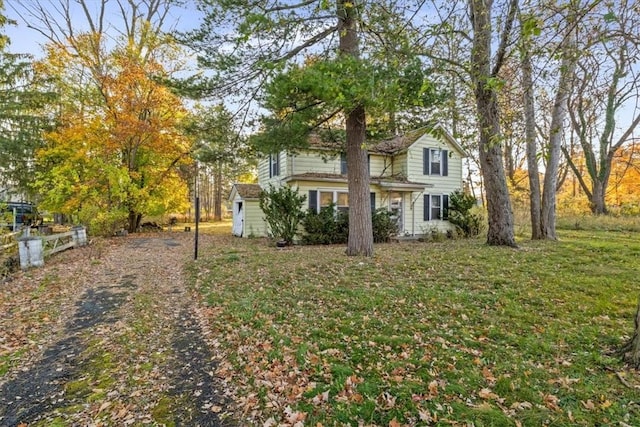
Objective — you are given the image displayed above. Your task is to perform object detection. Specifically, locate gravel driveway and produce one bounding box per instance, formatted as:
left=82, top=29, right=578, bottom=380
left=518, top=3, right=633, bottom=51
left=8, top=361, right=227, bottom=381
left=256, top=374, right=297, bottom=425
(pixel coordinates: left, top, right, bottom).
left=0, top=233, right=235, bottom=426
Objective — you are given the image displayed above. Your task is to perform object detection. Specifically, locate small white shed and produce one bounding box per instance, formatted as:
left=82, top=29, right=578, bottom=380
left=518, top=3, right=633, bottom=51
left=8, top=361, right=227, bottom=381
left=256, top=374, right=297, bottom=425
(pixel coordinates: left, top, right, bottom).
left=228, top=183, right=266, bottom=238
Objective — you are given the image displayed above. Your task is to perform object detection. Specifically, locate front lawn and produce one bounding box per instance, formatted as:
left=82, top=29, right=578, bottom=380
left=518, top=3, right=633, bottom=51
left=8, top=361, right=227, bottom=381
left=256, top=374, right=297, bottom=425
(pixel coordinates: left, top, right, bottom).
left=187, top=230, right=640, bottom=426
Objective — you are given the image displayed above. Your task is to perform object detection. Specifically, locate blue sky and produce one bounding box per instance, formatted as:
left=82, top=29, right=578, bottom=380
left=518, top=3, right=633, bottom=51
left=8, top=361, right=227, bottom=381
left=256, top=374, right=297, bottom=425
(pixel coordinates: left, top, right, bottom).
left=4, top=1, right=202, bottom=57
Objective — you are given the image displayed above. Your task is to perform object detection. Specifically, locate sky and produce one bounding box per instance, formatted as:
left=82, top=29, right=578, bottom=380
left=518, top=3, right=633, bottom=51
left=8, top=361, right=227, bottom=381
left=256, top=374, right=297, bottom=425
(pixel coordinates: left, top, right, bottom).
left=4, top=0, right=202, bottom=57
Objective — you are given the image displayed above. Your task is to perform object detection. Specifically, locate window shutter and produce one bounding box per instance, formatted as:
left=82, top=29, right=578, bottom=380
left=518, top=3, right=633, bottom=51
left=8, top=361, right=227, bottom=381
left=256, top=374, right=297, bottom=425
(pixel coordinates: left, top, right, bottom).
left=424, top=194, right=430, bottom=221
left=443, top=194, right=449, bottom=220
left=341, top=153, right=348, bottom=174
left=442, top=150, right=448, bottom=176
left=309, top=190, right=318, bottom=213
left=370, top=192, right=376, bottom=212
left=423, top=148, right=429, bottom=175
left=268, top=154, right=272, bottom=178
left=275, top=153, right=280, bottom=176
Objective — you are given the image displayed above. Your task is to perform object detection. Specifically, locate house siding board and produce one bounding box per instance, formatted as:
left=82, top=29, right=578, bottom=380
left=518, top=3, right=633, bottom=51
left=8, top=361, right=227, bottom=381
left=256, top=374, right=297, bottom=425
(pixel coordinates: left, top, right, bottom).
left=369, top=154, right=386, bottom=177
left=243, top=200, right=267, bottom=238
left=402, top=134, right=461, bottom=234
left=259, top=153, right=287, bottom=188
left=292, top=152, right=342, bottom=176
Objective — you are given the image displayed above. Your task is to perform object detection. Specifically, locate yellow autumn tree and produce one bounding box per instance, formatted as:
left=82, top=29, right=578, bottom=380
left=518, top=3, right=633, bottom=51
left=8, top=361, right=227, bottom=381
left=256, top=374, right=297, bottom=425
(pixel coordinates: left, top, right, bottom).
left=606, top=146, right=640, bottom=214
left=35, top=34, right=192, bottom=234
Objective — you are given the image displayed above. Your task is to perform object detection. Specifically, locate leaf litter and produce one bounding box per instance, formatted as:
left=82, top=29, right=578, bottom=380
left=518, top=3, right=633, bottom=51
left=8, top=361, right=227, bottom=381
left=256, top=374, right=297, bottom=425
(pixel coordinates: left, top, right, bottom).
left=0, top=233, right=235, bottom=426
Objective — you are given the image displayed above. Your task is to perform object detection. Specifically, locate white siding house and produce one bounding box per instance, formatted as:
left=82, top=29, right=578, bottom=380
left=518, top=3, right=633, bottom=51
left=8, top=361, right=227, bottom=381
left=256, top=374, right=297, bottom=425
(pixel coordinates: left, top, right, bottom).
left=230, top=125, right=468, bottom=238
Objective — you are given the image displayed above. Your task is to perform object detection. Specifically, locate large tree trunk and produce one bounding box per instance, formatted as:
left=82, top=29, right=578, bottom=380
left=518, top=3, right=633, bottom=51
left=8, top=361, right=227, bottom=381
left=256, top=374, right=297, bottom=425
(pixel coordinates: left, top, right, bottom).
left=541, top=29, right=576, bottom=240
left=470, top=0, right=516, bottom=247
left=214, top=163, right=223, bottom=221
left=127, top=210, right=142, bottom=233
left=521, top=36, right=542, bottom=239
left=590, top=180, right=607, bottom=214
left=338, top=0, right=373, bottom=256
left=619, top=295, right=640, bottom=368
left=345, top=105, right=373, bottom=256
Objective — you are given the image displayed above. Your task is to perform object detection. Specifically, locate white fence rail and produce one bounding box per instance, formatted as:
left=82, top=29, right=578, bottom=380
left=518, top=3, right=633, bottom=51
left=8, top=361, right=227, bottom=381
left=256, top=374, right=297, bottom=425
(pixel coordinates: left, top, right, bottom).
left=1, top=226, right=88, bottom=270
left=42, top=230, right=76, bottom=257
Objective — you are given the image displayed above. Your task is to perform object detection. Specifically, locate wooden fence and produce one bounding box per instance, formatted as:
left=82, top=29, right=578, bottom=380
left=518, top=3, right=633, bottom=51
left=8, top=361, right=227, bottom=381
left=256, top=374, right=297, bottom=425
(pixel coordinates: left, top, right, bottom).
left=1, top=226, right=88, bottom=270
left=1, top=230, right=21, bottom=253
left=42, top=230, right=76, bottom=257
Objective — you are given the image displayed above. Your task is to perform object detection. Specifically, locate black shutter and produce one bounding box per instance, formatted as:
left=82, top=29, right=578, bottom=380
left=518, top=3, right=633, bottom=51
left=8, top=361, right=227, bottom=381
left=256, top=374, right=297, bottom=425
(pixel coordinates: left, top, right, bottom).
left=370, top=192, right=376, bottom=212
left=443, top=194, right=449, bottom=220
left=268, top=154, right=272, bottom=178
left=442, top=150, right=448, bottom=176
left=309, top=190, right=318, bottom=213
left=275, top=153, right=280, bottom=176
left=423, top=148, right=429, bottom=175
left=424, top=194, right=430, bottom=221
left=341, top=153, right=347, bottom=174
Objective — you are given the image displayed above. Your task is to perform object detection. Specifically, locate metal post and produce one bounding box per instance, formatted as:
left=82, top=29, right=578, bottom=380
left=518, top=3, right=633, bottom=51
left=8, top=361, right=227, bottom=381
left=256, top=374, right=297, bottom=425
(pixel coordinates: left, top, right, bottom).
left=194, top=159, right=200, bottom=260
left=195, top=196, right=200, bottom=260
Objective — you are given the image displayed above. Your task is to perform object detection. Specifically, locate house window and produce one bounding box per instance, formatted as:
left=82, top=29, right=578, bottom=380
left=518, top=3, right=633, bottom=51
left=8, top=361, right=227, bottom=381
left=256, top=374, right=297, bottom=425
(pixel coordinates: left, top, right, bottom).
left=320, top=191, right=334, bottom=208
left=423, top=194, right=449, bottom=221
left=340, top=153, right=371, bottom=175
left=317, top=190, right=349, bottom=213
left=340, top=153, right=347, bottom=174
left=423, top=148, right=449, bottom=176
left=269, top=153, right=280, bottom=178
left=336, top=192, right=349, bottom=212
left=431, top=195, right=442, bottom=220
left=430, top=150, right=441, bottom=175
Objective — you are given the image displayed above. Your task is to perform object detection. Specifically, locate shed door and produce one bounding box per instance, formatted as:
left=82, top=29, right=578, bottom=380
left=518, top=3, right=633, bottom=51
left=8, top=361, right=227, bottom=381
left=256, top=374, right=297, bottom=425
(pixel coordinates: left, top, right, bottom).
left=232, top=201, right=244, bottom=236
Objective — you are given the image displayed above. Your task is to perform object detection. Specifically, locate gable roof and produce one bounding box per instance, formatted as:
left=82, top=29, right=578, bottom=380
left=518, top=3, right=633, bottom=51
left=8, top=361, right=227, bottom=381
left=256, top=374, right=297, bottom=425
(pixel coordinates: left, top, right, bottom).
left=306, top=124, right=468, bottom=157
left=230, top=183, right=262, bottom=201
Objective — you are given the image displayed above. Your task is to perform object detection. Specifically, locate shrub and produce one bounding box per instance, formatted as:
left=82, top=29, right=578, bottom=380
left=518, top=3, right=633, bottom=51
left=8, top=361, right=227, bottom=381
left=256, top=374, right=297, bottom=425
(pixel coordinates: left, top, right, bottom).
left=301, top=207, right=398, bottom=245
left=372, top=208, right=399, bottom=243
left=83, top=208, right=128, bottom=237
left=301, top=204, right=348, bottom=245
left=259, top=185, right=307, bottom=245
left=447, top=190, right=484, bottom=238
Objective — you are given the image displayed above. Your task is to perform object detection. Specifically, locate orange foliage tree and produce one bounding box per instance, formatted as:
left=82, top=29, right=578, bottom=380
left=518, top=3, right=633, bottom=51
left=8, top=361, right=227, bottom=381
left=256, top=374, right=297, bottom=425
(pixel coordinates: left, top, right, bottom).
left=35, top=36, right=191, bottom=234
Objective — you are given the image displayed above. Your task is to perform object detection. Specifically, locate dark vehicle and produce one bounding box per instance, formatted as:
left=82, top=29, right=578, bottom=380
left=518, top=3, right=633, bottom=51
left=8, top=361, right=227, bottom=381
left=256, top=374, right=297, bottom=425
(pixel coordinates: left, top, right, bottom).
left=0, top=202, right=40, bottom=231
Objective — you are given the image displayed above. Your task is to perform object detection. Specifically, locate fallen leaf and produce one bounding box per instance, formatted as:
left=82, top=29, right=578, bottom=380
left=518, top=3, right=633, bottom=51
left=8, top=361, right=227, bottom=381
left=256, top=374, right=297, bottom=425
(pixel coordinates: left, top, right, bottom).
left=581, top=399, right=596, bottom=410
left=478, top=388, right=498, bottom=400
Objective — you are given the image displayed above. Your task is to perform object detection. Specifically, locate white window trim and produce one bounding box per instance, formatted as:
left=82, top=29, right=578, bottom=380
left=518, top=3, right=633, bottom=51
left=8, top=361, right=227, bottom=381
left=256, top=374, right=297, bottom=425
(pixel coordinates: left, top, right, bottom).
left=318, top=189, right=349, bottom=212
left=430, top=148, right=442, bottom=176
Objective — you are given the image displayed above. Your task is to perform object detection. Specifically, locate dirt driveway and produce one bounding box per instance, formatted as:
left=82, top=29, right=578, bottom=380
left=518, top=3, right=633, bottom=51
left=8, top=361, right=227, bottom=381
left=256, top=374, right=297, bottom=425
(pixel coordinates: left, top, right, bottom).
left=0, top=233, right=235, bottom=426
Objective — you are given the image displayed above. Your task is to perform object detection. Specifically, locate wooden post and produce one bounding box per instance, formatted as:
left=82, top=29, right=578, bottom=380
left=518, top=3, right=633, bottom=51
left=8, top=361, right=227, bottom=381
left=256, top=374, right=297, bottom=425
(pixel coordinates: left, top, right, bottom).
left=18, top=237, right=44, bottom=269
left=72, top=226, right=88, bottom=247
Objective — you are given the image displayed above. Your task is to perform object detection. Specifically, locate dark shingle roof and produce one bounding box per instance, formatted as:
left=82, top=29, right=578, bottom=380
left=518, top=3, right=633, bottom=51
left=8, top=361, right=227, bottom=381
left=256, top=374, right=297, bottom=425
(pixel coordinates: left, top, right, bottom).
left=306, top=127, right=436, bottom=155
left=234, top=183, right=262, bottom=199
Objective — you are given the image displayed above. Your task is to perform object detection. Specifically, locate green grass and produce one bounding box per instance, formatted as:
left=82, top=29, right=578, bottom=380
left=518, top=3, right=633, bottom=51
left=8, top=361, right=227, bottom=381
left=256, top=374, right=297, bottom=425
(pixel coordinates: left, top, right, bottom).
left=187, top=230, right=640, bottom=426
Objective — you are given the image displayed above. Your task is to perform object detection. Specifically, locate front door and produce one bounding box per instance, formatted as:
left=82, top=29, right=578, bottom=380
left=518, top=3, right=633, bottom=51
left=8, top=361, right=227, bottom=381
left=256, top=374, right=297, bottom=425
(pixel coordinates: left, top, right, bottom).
left=389, top=192, right=403, bottom=233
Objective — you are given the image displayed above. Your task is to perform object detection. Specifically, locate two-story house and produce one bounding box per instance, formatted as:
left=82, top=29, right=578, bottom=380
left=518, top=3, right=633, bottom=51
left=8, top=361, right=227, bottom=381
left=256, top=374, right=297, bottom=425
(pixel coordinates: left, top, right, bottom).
left=229, top=125, right=468, bottom=238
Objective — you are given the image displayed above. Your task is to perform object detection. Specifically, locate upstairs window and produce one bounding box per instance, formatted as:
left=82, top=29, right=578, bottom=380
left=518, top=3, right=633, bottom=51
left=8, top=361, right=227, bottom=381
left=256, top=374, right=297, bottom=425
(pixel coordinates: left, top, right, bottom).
left=340, top=153, right=370, bottom=175
left=269, top=153, right=280, bottom=178
left=430, top=150, right=441, bottom=175
left=423, top=148, right=448, bottom=176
